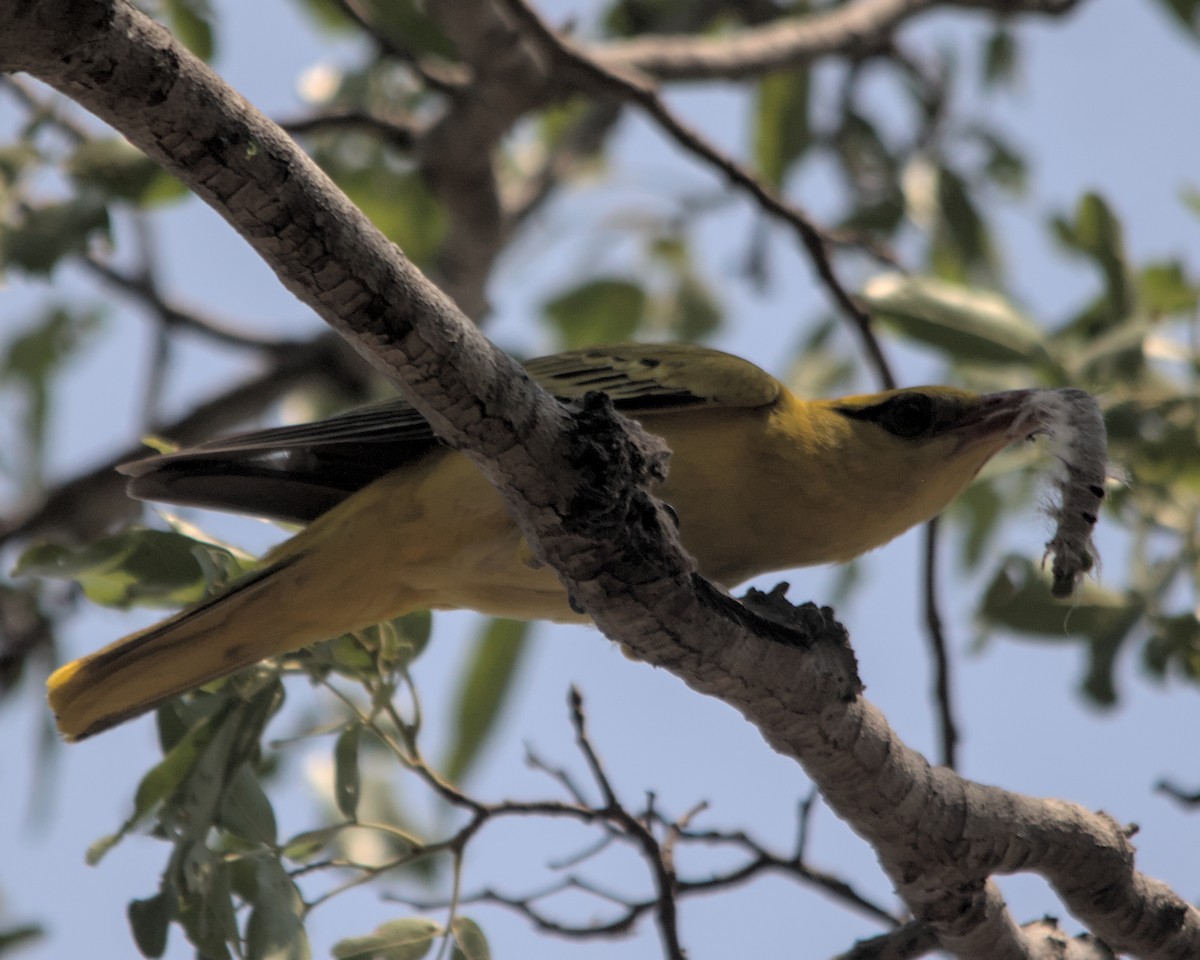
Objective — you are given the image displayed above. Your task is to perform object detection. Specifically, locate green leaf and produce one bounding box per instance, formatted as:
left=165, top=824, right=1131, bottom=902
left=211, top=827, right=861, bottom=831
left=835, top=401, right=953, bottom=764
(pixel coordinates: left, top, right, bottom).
left=163, top=0, right=216, bottom=60
left=442, top=619, right=529, bottom=784
left=362, top=0, right=456, bottom=58
left=0, top=305, right=102, bottom=484
left=1183, top=184, right=1200, bottom=218
left=281, top=825, right=347, bottom=864
left=839, top=193, right=906, bottom=235
left=979, top=556, right=1144, bottom=705
left=128, top=892, right=174, bottom=959
left=753, top=68, right=811, bottom=187
left=85, top=831, right=124, bottom=866
left=861, top=273, right=1052, bottom=367
left=393, top=610, right=432, bottom=662
left=294, top=0, right=355, bottom=32
left=67, top=139, right=187, bottom=205
left=245, top=859, right=310, bottom=960
left=951, top=477, right=1005, bottom=569
left=334, top=725, right=362, bottom=819
left=931, top=165, right=990, bottom=280
left=1144, top=613, right=1200, bottom=680
left=1105, top=395, right=1200, bottom=492
left=86, top=712, right=219, bottom=864
left=176, top=856, right=235, bottom=960
left=174, top=707, right=250, bottom=840
left=14, top=529, right=238, bottom=608
left=1050, top=192, right=1131, bottom=318
left=982, top=27, right=1018, bottom=86
left=0, top=143, right=39, bottom=189
left=1153, top=0, right=1200, bottom=38
left=669, top=274, right=722, bottom=341
left=332, top=918, right=441, bottom=960
left=972, top=128, right=1027, bottom=194
left=135, top=715, right=218, bottom=821
left=217, top=764, right=278, bottom=845
left=1137, top=261, right=1198, bottom=316
left=544, top=278, right=646, bottom=349
left=449, top=917, right=490, bottom=960
left=0, top=195, right=110, bottom=275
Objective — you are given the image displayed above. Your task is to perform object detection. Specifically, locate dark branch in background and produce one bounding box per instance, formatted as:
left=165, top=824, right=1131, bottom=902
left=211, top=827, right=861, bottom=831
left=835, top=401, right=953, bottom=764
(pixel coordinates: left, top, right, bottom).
left=386, top=688, right=894, bottom=956
left=599, top=0, right=1079, bottom=81
left=1156, top=781, right=1200, bottom=807
left=279, top=111, right=423, bottom=151
left=80, top=255, right=301, bottom=353
left=417, top=0, right=554, bottom=320
left=922, top=517, right=958, bottom=769
left=565, top=686, right=684, bottom=960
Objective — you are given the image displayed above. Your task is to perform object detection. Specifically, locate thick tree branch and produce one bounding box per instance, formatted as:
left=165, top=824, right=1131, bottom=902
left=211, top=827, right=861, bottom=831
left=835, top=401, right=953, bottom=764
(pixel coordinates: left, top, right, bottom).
left=1, top=3, right=1193, bottom=958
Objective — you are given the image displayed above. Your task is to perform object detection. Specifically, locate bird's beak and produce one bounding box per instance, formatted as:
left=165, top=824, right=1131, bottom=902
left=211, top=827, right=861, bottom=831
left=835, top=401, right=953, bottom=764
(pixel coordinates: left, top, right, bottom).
left=942, top=389, right=1042, bottom=457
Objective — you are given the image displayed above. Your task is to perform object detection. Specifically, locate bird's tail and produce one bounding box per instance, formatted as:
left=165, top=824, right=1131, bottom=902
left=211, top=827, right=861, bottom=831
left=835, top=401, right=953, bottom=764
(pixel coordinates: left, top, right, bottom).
left=47, top=554, right=339, bottom=741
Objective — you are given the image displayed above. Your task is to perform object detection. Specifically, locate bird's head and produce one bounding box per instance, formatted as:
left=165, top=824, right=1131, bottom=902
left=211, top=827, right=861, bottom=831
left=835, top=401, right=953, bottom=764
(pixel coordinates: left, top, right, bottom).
left=792, top=385, right=1040, bottom=560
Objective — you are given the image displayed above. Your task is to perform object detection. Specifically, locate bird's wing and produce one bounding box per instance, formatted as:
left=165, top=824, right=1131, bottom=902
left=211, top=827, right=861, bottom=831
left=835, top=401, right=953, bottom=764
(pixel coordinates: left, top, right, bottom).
left=119, top=396, right=436, bottom=522
left=526, top=343, right=781, bottom=411
left=121, top=344, right=781, bottom=522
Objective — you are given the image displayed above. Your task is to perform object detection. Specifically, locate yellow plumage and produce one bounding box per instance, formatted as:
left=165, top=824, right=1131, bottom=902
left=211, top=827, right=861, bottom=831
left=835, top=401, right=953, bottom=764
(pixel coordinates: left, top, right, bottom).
left=47, top=343, right=1032, bottom=740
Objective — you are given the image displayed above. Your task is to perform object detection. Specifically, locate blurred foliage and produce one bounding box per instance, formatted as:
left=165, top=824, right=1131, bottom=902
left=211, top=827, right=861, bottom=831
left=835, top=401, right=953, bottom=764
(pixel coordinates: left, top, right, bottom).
left=0, top=305, right=103, bottom=488
left=2, top=0, right=1199, bottom=957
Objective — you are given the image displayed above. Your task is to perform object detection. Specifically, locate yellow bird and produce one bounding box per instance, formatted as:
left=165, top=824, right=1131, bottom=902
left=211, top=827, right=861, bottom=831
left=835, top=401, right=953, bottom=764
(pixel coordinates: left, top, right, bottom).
left=47, top=343, right=1035, bottom=740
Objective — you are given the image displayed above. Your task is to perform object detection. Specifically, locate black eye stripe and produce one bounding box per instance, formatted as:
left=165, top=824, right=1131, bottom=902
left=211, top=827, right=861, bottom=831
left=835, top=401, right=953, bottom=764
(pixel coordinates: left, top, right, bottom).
left=837, top=393, right=939, bottom=439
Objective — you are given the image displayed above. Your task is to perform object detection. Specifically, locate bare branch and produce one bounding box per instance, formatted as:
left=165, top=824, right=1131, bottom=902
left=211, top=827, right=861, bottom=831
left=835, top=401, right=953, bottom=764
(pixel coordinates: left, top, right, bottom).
left=597, top=0, right=1080, bottom=82
left=1156, top=781, right=1200, bottom=807
left=921, top=517, right=959, bottom=769
left=280, top=110, right=423, bottom=152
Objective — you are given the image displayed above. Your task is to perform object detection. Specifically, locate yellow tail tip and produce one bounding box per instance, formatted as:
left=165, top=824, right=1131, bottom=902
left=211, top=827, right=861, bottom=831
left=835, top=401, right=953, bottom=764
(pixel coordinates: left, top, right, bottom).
left=46, top=659, right=88, bottom=741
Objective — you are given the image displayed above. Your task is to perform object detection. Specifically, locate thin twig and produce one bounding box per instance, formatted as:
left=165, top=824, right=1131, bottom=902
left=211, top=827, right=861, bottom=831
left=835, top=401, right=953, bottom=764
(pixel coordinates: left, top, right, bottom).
left=921, top=517, right=959, bottom=769
left=280, top=110, right=423, bottom=151
left=567, top=687, right=685, bottom=960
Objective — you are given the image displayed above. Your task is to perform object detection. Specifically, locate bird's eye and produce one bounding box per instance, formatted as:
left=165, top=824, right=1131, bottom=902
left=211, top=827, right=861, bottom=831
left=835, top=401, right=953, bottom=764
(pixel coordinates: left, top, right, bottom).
left=878, top=393, right=936, bottom=438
